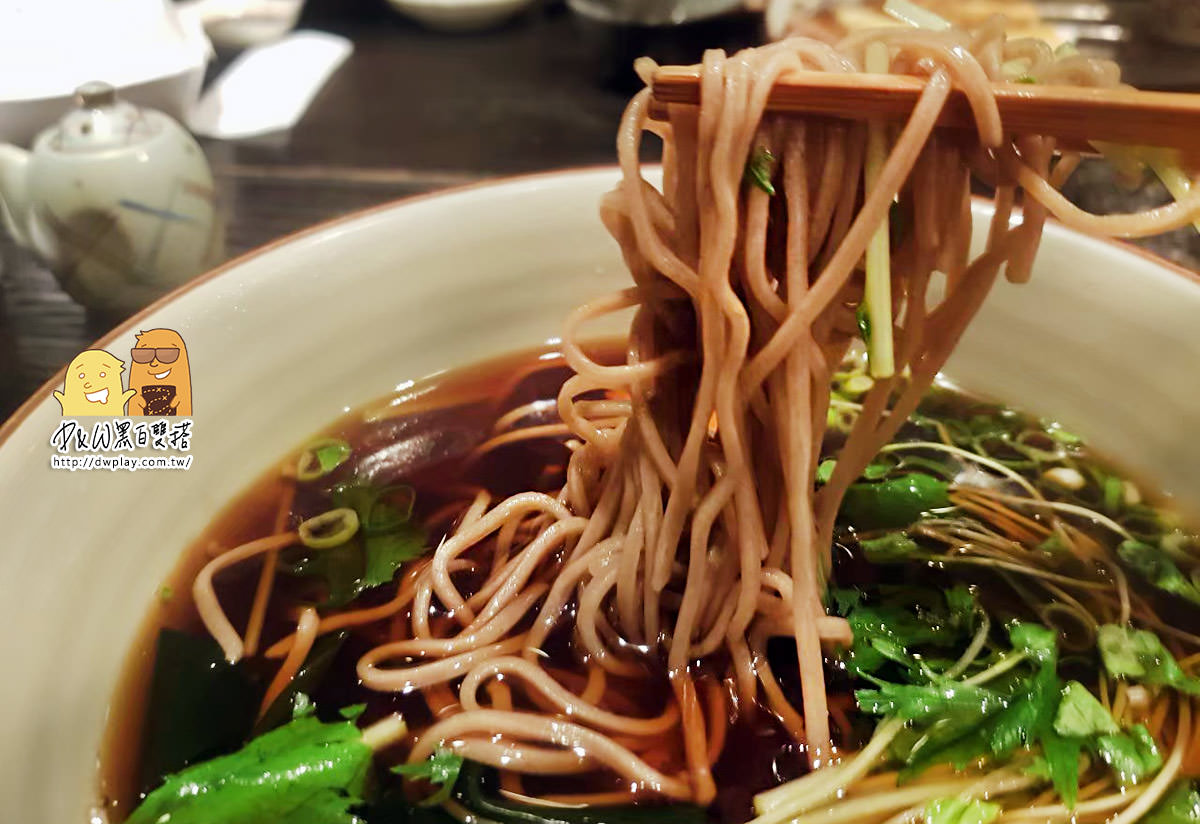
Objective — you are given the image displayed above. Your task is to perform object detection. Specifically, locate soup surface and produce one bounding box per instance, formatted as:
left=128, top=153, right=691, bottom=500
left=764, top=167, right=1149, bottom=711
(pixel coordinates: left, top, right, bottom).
left=98, top=343, right=1200, bottom=824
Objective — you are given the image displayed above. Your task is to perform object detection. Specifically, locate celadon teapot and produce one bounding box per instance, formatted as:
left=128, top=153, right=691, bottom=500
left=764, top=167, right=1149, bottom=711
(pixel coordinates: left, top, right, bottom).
left=0, top=82, right=222, bottom=317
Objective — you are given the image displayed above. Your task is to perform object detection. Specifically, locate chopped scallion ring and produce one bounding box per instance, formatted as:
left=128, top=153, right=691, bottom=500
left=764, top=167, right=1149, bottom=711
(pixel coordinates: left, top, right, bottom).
left=298, top=507, right=360, bottom=549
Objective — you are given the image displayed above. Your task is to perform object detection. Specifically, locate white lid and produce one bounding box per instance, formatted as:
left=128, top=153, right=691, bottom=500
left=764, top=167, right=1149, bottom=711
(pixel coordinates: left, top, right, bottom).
left=0, top=0, right=211, bottom=103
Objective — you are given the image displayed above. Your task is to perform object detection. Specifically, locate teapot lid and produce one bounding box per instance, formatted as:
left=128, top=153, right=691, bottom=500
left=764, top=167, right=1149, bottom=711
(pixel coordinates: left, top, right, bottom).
left=45, top=82, right=162, bottom=153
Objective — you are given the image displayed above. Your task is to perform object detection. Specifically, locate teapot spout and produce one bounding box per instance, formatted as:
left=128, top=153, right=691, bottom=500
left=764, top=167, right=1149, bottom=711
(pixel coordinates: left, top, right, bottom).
left=0, top=143, right=33, bottom=247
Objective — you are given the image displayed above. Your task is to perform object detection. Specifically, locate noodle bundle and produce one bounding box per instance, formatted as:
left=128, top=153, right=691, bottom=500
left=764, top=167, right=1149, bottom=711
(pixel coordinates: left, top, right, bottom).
left=178, top=10, right=1200, bottom=822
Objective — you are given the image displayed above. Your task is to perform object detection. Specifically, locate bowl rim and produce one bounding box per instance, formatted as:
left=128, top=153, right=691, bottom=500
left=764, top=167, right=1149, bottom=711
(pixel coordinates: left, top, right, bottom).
left=2, top=164, right=1196, bottom=448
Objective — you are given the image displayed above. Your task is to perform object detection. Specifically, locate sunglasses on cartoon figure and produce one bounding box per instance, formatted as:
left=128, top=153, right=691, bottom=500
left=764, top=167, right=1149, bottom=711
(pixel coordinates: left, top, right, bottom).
left=130, top=348, right=180, bottom=364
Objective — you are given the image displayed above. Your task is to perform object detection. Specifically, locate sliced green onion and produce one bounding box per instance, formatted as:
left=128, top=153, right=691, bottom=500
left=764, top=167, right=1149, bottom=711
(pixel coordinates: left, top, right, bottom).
left=298, top=507, right=360, bottom=549
left=883, top=0, right=950, bottom=30
left=745, top=147, right=777, bottom=195
left=296, top=438, right=353, bottom=481
left=862, top=40, right=896, bottom=379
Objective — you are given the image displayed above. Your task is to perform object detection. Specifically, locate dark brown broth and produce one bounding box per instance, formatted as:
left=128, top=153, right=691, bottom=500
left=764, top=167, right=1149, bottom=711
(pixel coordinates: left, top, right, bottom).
left=97, top=342, right=809, bottom=823
left=97, top=344, right=1196, bottom=824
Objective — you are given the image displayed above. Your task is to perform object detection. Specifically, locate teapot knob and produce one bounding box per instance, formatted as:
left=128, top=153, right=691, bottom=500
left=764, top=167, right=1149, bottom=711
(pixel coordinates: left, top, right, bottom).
left=75, top=81, right=117, bottom=109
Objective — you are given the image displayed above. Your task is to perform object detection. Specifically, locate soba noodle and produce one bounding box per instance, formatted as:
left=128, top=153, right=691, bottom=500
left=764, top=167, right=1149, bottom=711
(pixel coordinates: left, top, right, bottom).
left=180, top=9, right=1200, bottom=824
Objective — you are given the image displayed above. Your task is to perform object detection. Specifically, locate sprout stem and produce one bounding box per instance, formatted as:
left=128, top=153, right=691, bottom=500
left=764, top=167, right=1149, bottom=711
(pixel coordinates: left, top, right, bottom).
left=863, top=40, right=896, bottom=379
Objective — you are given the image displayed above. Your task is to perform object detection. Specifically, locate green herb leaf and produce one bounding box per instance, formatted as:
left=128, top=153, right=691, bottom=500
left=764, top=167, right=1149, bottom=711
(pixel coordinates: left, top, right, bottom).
left=839, top=473, right=950, bottom=530
left=1098, top=625, right=1200, bottom=695
left=744, top=147, right=776, bottom=195
left=1119, top=540, right=1200, bottom=606
left=394, top=748, right=466, bottom=806
left=362, top=522, right=427, bottom=589
left=925, top=797, right=1001, bottom=824
left=1054, top=681, right=1119, bottom=737
left=856, top=682, right=1009, bottom=723
left=1042, top=728, right=1083, bottom=809
left=1009, top=622, right=1058, bottom=664
left=1095, top=725, right=1162, bottom=787
left=1146, top=782, right=1200, bottom=824
left=126, top=714, right=373, bottom=824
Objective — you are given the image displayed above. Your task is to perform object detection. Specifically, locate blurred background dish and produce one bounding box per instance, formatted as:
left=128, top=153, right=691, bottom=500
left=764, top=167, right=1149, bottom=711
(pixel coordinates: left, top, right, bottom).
left=383, top=0, right=541, bottom=32
left=1, top=0, right=1199, bottom=418
left=0, top=0, right=211, bottom=146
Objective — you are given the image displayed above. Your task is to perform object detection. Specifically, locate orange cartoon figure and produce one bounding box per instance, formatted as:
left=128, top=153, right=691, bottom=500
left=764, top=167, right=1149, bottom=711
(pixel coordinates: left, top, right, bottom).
left=53, top=349, right=137, bottom=415
left=128, top=329, right=192, bottom=416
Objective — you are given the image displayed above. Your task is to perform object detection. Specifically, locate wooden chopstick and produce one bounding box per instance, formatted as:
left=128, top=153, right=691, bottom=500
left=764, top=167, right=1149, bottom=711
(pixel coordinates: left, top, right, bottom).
left=651, top=66, right=1200, bottom=157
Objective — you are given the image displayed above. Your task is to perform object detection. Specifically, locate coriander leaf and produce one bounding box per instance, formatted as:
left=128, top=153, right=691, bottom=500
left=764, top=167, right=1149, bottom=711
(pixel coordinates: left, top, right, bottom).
left=363, top=522, right=427, bottom=588
left=1054, top=681, right=1119, bottom=737
left=744, top=147, right=776, bottom=195
left=1098, top=625, right=1200, bottom=695
left=840, top=473, right=950, bottom=530
left=925, top=797, right=1000, bottom=824
left=394, top=748, right=465, bottom=806
left=332, top=482, right=416, bottom=534
left=1146, top=782, right=1200, bottom=824
left=1119, top=540, right=1200, bottom=606
left=1095, top=725, right=1162, bottom=787
left=126, top=714, right=373, bottom=824
left=279, top=540, right=366, bottom=608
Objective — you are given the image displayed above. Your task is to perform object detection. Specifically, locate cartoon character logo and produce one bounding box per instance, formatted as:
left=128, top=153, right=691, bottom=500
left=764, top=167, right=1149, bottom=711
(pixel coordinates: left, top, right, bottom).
left=53, top=349, right=138, bottom=416
left=128, top=328, right=192, bottom=416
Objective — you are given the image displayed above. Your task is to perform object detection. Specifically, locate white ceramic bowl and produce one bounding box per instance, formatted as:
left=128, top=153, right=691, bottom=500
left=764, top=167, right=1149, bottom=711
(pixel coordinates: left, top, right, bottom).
left=1, top=168, right=1199, bottom=822
left=385, top=0, right=538, bottom=33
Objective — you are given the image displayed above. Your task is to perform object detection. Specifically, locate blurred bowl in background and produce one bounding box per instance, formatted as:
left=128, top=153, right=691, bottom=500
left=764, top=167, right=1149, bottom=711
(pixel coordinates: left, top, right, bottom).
left=0, top=0, right=211, bottom=146
left=178, top=0, right=307, bottom=50
left=384, top=0, right=539, bottom=33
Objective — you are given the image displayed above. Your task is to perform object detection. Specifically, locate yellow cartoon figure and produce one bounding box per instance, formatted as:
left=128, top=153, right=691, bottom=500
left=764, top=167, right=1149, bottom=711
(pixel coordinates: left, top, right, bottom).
left=53, top=350, right=136, bottom=416
left=128, top=328, right=192, bottom=416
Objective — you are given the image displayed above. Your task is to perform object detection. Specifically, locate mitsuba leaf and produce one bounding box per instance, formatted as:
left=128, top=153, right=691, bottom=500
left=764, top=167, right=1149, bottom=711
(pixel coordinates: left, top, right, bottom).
left=1098, top=625, right=1200, bottom=695
left=856, top=682, right=1008, bottom=723
left=1119, top=540, right=1200, bottom=606
left=1054, top=681, right=1120, bottom=737
left=1146, top=782, right=1200, bottom=824
left=1095, top=725, right=1162, bottom=787
left=125, top=714, right=373, bottom=824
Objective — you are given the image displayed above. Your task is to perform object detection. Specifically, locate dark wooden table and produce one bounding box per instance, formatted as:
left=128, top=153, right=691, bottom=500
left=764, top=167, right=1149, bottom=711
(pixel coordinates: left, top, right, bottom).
left=1, top=0, right=1198, bottom=420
